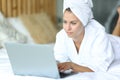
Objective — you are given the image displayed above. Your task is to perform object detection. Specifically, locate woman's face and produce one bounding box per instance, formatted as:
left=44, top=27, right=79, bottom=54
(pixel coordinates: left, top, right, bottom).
left=63, top=11, right=84, bottom=39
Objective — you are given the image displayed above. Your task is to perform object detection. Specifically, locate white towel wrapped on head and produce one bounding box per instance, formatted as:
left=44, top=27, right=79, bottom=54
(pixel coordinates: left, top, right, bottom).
left=63, top=0, right=94, bottom=27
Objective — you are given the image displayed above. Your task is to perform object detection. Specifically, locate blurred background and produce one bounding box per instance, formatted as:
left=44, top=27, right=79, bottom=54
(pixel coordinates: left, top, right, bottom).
left=0, top=0, right=120, bottom=46
left=57, top=0, right=120, bottom=33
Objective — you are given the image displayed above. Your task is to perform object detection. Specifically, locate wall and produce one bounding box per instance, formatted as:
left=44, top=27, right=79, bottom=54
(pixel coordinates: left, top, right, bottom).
left=0, top=0, right=57, bottom=24
left=56, top=0, right=63, bottom=23
left=92, top=0, right=118, bottom=26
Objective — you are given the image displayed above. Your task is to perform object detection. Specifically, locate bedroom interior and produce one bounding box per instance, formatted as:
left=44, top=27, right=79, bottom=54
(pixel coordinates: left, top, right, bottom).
left=0, top=0, right=119, bottom=46
left=0, top=0, right=120, bottom=80
left=0, top=0, right=58, bottom=47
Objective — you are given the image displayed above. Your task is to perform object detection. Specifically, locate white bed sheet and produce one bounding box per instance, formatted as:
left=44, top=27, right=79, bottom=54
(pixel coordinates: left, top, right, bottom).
left=0, top=46, right=120, bottom=80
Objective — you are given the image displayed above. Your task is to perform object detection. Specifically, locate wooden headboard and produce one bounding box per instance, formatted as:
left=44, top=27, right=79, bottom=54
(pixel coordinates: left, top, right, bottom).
left=0, top=0, right=56, bottom=24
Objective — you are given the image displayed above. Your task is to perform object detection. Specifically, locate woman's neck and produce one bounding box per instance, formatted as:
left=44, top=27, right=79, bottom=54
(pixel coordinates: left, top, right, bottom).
left=73, top=30, right=85, bottom=53
left=73, top=29, right=85, bottom=44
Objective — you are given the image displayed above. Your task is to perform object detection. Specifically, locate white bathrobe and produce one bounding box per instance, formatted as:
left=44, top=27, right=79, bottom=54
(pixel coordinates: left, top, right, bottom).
left=54, top=19, right=114, bottom=72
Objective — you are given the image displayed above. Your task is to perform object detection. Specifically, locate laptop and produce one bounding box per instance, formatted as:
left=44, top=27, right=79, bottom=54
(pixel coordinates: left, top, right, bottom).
left=5, top=42, right=75, bottom=79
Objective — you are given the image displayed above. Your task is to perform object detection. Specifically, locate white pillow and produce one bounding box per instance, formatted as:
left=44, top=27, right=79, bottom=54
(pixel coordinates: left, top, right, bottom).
left=0, top=32, right=8, bottom=48
left=0, top=12, right=5, bottom=24
left=0, top=12, right=28, bottom=48
left=7, top=17, right=34, bottom=43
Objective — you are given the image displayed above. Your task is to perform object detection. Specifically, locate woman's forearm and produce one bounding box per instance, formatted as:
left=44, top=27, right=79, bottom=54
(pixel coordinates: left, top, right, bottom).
left=58, top=62, right=94, bottom=73
left=71, top=62, right=94, bottom=72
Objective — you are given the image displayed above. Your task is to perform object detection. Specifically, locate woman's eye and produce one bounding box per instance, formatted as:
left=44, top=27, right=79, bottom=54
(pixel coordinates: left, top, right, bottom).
left=71, top=22, right=76, bottom=25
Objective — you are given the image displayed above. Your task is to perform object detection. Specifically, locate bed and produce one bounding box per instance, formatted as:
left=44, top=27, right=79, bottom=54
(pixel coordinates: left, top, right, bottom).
left=0, top=44, right=120, bottom=80
left=0, top=0, right=120, bottom=80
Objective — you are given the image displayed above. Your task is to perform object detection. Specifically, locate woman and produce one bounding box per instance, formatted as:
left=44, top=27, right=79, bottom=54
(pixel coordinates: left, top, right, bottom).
left=54, top=0, right=114, bottom=73
left=112, top=7, right=120, bottom=36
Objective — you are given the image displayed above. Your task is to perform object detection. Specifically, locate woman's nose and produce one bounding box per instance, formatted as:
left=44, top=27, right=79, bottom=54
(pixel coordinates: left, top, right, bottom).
left=65, top=24, right=71, bottom=30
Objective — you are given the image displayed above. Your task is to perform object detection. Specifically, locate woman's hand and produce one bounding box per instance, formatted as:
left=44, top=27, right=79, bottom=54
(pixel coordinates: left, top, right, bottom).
left=58, top=62, right=73, bottom=72
left=58, top=62, right=93, bottom=73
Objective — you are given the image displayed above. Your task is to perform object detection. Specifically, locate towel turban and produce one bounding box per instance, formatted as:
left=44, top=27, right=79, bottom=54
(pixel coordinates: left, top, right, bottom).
left=63, top=0, right=94, bottom=27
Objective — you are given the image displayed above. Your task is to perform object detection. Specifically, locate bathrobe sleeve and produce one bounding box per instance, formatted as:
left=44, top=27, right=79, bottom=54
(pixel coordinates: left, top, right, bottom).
left=54, top=30, right=70, bottom=63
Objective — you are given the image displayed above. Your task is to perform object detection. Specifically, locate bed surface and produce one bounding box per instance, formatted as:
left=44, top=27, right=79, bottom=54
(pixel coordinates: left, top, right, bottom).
left=0, top=44, right=120, bottom=80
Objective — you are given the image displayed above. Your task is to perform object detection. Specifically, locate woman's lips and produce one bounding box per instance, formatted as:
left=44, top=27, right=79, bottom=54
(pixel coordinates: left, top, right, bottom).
left=67, top=32, right=73, bottom=35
